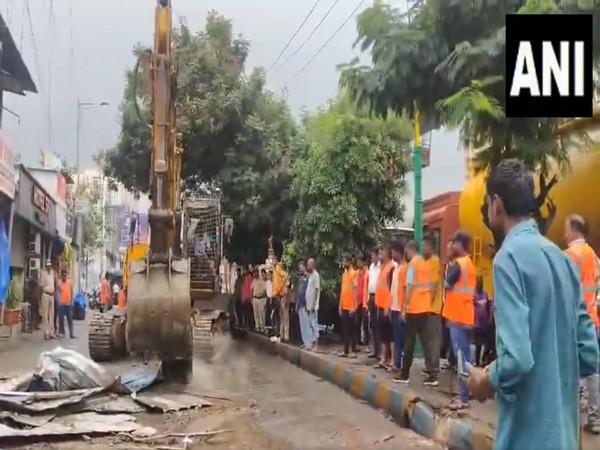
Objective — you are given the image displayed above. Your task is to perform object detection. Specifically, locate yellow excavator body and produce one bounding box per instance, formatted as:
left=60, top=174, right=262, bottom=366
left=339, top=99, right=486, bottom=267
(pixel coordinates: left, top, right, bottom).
left=89, top=1, right=193, bottom=383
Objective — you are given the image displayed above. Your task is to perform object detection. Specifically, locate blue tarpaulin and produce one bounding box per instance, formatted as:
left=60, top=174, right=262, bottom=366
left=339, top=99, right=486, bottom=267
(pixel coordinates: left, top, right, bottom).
left=0, top=222, right=10, bottom=304
left=74, top=292, right=86, bottom=309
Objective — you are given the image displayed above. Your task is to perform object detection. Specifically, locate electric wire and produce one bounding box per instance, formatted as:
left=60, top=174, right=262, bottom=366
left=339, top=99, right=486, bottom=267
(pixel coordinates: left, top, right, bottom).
left=265, top=0, right=322, bottom=74
left=24, top=0, right=43, bottom=86
left=274, top=0, right=342, bottom=73
left=287, top=0, right=367, bottom=84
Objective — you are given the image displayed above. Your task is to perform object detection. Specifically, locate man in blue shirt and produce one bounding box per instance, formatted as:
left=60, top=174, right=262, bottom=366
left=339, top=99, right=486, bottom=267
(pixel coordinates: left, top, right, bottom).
left=467, top=159, right=599, bottom=450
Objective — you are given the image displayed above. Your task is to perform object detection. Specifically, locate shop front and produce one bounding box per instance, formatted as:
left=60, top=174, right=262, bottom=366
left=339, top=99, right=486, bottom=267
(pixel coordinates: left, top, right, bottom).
left=11, top=165, right=57, bottom=286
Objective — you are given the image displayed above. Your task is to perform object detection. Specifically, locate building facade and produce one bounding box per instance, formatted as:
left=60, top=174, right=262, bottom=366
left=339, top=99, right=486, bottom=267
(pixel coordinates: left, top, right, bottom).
left=10, top=166, right=57, bottom=289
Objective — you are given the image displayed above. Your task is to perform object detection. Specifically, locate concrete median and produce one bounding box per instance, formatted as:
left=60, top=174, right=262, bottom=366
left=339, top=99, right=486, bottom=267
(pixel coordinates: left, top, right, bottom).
left=241, top=330, right=493, bottom=450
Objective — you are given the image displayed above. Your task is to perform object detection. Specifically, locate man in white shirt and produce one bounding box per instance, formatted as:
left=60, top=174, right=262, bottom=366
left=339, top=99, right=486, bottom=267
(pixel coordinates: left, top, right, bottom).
left=367, top=248, right=381, bottom=359
left=41, top=260, right=55, bottom=339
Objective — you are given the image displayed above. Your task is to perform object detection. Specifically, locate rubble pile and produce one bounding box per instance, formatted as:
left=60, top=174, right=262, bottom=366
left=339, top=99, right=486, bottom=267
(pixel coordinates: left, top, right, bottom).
left=0, top=347, right=213, bottom=444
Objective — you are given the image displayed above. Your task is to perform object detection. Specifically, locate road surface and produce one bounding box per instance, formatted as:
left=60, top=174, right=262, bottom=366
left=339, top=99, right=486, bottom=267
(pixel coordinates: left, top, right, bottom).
left=0, top=319, right=440, bottom=449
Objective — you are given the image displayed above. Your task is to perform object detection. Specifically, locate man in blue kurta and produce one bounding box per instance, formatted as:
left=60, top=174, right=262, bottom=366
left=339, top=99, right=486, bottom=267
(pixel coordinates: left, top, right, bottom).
left=467, top=159, right=599, bottom=450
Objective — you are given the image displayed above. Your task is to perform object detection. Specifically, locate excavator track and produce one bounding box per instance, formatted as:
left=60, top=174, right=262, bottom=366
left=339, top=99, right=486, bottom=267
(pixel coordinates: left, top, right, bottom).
left=88, top=311, right=126, bottom=362
left=192, top=312, right=214, bottom=361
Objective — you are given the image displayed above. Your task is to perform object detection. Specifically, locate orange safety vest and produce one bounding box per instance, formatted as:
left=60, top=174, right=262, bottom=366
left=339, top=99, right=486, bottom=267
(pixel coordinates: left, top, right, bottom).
left=273, top=264, right=289, bottom=297
left=375, top=261, right=394, bottom=309
left=117, top=289, right=126, bottom=309
left=406, top=255, right=433, bottom=314
left=394, top=262, right=408, bottom=311
left=356, top=268, right=368, bottom=307
left=58, top=280, right=72, bottom=305
left=339, top=268, right=357, bottom=311
left=442, top=255, right=477, bottom=326
left=566, top=241, right=600, bottom=327
left=100, top=280, right=111, bottom=305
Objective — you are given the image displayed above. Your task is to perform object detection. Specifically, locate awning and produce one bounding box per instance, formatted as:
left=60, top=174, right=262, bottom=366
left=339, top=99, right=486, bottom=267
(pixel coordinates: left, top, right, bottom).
left=0, top=14, right=37, bottom=95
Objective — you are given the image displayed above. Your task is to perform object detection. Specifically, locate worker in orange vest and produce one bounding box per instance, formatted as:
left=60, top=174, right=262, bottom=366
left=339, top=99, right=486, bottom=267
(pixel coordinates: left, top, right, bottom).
left=337, top=254, right=358, bottom=358
left=398, top=241, right=438, bottom=385
left=564, top=214, right=600, bottom=434
left=375, top=244, right=396, bottom=369
left=390, top=241, right=408, bottom=375
left=355, top=254, right=369, bottom=346
left=443, top=230, right=477, bottom=410
left=57, top=270, right=75, bottom=339
left=117, top=288, right=127, bottom=309
left=423, top=235, right=442, bottom=375
left=100, top=272, right=111, bottom=313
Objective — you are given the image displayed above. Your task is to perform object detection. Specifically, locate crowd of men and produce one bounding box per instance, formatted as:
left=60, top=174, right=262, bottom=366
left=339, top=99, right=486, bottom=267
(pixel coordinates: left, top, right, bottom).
left=232, top=256, right=321, bottom=348
left=336, top=234, right=494, bottom=408
left=336, top=159, right=599, bottom=449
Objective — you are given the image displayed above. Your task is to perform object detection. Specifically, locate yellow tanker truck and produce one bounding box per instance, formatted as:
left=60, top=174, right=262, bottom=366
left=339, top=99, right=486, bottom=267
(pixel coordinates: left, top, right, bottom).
left=421, top=111, right=600, bottom=295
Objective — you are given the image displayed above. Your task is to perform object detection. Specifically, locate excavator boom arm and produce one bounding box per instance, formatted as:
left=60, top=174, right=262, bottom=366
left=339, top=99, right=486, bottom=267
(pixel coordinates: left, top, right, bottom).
left=148, top=0, right=180, bottom=260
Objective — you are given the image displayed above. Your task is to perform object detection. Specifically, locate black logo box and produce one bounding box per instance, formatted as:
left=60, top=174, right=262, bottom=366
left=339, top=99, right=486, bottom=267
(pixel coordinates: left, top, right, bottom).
left=505, top=14, right=594, bottom=118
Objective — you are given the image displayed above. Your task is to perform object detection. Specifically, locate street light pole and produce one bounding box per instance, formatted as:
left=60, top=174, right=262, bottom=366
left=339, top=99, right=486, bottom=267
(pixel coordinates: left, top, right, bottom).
left=413, top=109, right=423, bottom=251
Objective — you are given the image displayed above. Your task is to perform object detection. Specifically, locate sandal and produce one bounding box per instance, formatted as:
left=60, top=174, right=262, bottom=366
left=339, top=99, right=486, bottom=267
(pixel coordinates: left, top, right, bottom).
left=336, top=351, right=348, bottom=357
left=349, top=353, right=357, bottom=359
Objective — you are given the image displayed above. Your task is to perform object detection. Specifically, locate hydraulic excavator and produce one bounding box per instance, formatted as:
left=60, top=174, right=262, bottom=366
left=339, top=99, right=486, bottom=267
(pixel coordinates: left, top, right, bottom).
left=88, top=0, right=193, bottom=382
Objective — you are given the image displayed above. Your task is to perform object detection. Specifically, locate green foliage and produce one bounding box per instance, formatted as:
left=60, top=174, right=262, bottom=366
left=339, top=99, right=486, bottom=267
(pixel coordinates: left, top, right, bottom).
left=98, top=12, right=298, bottom=264
left=79, top=179, right=105, bottom=251
left=341, top=0, right=600, bottom=178
left=286, top=99, right=410, bottom=296
left=5, top=279, right=23, bottom=309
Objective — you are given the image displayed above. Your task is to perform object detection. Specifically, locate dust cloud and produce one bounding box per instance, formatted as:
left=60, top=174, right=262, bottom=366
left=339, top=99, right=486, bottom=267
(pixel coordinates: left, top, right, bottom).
left=191, top=334, right=255, bottom=395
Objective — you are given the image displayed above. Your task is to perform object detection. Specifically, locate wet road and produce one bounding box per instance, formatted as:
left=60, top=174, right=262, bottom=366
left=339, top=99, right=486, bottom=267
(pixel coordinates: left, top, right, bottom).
left=1, top=320, right=441, bottom=449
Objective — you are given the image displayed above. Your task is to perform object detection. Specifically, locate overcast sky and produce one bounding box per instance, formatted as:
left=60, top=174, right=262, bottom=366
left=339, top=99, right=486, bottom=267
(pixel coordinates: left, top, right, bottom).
left=1, top=0, right=464, bottom=224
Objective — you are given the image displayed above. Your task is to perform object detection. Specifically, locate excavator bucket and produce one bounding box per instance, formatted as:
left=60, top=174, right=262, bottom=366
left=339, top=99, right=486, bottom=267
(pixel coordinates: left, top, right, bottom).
left=127, top=256, right=193, bottom=382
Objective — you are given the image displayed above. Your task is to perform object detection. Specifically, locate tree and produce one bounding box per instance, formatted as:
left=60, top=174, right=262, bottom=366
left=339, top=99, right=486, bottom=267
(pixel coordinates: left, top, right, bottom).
left=341, top=0, right=600, bottom=246
left=47, top=154, right=103, bottom=251
left=286, top=97, right=411, bottom=300
left=98, top=12, right=299, bottom=264
left=74, top=178, right=105, bottom=252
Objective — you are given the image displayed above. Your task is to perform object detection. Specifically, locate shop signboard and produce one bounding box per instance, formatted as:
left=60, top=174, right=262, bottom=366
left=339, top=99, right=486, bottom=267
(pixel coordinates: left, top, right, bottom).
left=0, top=132, right=16, bottom=199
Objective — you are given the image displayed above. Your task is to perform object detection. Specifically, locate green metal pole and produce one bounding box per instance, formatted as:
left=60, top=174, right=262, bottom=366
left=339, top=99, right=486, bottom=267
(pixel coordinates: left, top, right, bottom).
left=413, top=112, right=423, bottom=251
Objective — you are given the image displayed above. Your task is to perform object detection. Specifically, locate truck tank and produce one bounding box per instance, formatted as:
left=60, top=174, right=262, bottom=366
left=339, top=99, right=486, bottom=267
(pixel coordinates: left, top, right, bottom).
left=459, top=150, right=600, bottom=295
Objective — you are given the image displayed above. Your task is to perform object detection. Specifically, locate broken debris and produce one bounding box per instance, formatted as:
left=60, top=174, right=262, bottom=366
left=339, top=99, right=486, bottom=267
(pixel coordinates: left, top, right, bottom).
left=134, top=392, right=213, bottom=412
left=0, top=348, right=212, bottom=445
left=0, top=412, right=138, bottom=438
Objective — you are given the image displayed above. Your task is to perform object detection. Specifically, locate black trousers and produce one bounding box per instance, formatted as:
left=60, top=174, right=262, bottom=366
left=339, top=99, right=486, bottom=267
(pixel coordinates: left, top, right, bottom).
left=401, top=312, right=438, bottom=378
left=481, top=321, right=497, bottom=366
left=341, top=309, right=357, bottom=354
left=243, top=301, right=254, bottom=330
left=367, top=294, right=380, bottom=356
left=289, top=302, right=300, bottom=343
left=356, top=304, right=369, bottom=345
left=271, top=298, right=281, bottom=335
left=235, top=298, right=244, bottom=326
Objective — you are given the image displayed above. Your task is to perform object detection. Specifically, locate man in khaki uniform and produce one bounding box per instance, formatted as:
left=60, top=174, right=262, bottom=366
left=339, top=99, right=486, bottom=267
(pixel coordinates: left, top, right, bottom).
left=40, top=260, right=55, bottom=339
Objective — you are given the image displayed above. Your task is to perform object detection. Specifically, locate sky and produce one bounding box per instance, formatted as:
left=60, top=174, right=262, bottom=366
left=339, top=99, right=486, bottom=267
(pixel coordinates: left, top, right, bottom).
left=1, top=0, right=465, bottom=225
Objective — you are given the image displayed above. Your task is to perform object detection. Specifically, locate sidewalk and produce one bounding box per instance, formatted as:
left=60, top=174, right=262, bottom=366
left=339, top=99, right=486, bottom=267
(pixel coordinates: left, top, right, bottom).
left=0, top=319, right=107, bottom=376
left=316, top=343, right=600, bottom=450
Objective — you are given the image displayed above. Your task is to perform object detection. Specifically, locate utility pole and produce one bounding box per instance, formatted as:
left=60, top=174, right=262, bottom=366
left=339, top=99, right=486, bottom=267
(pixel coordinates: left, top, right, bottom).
left=413, top=109, right=423, bottom=249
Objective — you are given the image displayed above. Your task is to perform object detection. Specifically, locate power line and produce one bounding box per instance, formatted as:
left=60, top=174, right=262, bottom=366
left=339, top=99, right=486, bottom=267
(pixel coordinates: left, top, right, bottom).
left=275, top=0, right=342, bottom=73
left=265, top=0, right=322, bottom=74
left=287, top=0, right=367, bottom=84
left=24, top=0, right=42, bottom=84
